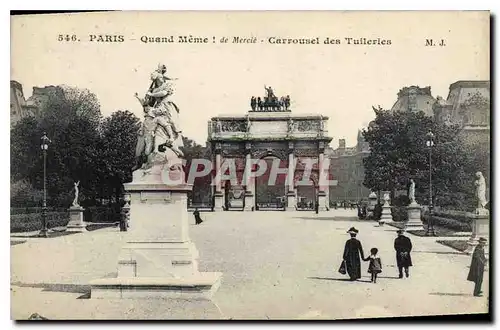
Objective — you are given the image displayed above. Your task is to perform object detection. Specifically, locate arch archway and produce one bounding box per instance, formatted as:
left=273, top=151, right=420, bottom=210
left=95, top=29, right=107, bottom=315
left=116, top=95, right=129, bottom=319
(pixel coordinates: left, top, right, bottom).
left=295, top=171, right=318, bottom=210
left=254, top=155, right=288, bottom=210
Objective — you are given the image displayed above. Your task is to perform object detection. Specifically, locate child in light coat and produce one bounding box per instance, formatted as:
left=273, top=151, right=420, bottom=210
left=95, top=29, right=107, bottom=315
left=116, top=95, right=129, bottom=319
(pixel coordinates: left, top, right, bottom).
left=365, top=247, right=382, bottom=283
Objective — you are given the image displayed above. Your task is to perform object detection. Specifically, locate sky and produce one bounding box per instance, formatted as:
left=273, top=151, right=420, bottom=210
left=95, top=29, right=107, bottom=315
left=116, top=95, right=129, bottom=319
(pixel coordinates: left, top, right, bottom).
left=11, top=11, right=489, bottom=148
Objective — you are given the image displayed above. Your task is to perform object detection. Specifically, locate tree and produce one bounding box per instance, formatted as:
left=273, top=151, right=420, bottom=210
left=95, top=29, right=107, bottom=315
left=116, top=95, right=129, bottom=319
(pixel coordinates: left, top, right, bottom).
left=97, top=110, right=141, bottom=203
left=10, top=86, right=103, bottom=207
left=39, top=86, right=101, bottom=133
left=362, top=107, right=474, bottom=209
left=11, top=117, right=43, bottom=183
left=180, top=137, right=212, bottom=204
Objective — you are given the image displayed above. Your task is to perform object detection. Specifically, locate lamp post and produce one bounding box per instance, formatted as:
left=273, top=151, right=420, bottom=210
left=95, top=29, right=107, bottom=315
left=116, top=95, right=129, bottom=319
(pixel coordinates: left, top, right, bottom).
left=39, top=132, right=51, bottom=238
left=425, top=130, right=437, bottom=236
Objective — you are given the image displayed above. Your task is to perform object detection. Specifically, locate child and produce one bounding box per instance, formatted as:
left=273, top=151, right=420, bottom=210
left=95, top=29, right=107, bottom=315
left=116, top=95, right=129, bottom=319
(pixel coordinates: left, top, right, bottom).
left=365, top=248, right=382, bottom=283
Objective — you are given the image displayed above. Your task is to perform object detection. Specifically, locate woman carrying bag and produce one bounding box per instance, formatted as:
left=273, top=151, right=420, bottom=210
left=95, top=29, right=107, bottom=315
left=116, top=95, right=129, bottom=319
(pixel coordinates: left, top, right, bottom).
left=339, top=227, right=366, bottom=281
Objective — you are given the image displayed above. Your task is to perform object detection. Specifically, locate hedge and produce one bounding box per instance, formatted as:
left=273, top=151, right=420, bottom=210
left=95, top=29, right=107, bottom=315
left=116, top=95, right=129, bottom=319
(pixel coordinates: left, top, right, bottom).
left=422, top=213, right=472, bottom=232
left=431, top=211, right=471, bottom=224
left=391, top=206, right=408, bottom=222
left=83, top=206, right=121, bottom=223
left=10, top=207, right=68, bottom=215
left=11, top=212, right=69, bottom=233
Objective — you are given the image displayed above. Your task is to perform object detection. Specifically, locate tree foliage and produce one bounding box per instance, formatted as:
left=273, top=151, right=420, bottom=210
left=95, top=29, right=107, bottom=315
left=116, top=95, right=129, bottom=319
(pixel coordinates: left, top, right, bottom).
left=362, top=108, right=486, bottom=210
left=181, top=136, right=212, bottom=204
left=10, top=86, right=139, bottom=207
left=95, top=110, right=141, bottom=202
left=11, top=85, right=206, bottom=208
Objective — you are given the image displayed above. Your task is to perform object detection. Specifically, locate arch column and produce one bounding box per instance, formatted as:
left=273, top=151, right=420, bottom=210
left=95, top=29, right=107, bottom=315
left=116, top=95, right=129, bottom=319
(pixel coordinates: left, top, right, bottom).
left=243, top=142, right=255, bottom=211
left=317, top=141, right=328, bottom=211
left=212, top=143, right=224, bottom=211
left=286, top=142, right=296, bottom=211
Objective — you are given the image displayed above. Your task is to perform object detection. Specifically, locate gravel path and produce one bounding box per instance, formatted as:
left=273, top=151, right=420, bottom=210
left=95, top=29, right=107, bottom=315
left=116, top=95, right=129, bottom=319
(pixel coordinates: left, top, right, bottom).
left=11, top=210, right=489, bottom=320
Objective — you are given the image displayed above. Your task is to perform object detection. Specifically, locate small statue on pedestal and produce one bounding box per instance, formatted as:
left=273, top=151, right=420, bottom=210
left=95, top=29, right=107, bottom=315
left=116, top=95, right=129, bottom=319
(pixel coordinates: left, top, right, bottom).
left=409, top=179, right=417, bottom=205
left=475, top=171, right=488, bottom=214
left=72, top=181, right=80, bottom=207
left=383, top=192, right=390, bottom=206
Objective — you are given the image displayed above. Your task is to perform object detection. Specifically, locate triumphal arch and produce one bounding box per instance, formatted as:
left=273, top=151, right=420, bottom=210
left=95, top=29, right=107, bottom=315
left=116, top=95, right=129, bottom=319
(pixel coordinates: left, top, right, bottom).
left=207, top=88, right=333, bottom=211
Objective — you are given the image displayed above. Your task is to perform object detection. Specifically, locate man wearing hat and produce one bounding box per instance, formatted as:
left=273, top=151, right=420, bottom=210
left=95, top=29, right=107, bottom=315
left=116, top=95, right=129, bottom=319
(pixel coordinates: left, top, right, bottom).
left=342, top=227, right=366, bottom=281
left=394, top=230, right=413, bottom=278
left=468, top=237, right=487, bottom=297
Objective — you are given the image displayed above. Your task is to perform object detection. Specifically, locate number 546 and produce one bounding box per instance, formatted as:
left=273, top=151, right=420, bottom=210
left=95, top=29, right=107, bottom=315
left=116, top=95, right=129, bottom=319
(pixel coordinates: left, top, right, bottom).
left=58, top=35, right=78, bottom=42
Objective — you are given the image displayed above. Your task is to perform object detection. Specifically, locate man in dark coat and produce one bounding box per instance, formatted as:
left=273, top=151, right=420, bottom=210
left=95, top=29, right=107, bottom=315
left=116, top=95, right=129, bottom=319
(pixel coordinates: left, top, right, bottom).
left=193, top=208, right=203, bottom=225
left=394, top=230, right=413, bottom=278
left=468, top=237, right=487, bottom=297
left=343, top=227, right=366, bottom=281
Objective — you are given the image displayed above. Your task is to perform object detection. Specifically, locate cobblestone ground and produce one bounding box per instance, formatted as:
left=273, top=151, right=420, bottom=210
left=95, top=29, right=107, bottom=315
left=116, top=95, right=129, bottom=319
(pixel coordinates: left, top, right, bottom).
left=10, top=210, right=489, bottom=320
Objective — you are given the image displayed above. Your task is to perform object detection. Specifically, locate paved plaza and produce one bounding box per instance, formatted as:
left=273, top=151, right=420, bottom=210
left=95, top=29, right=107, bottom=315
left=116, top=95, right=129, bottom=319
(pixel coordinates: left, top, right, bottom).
left=11, top=210, right=488, bottom=320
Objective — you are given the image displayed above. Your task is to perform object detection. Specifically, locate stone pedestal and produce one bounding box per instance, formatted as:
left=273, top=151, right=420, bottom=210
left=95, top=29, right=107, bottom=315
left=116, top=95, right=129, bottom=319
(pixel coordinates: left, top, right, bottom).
left=367, top=192, right=378, bottom=218
left=66, top=205, right=86, bottom=232
left=285, top=191, right=296, bottom=211
left=379, top=203, right=392, bottom=226
left=213, top=192, right=224, bottom=212
left=317, top=191, right=328, bottom=212
left=90, top=182, right=222, bottom=300
left=465, top=210, right=490, bottom=255
left=405, top=203, right=424, bottom=230
left=243, top=192, right=254, bottom=211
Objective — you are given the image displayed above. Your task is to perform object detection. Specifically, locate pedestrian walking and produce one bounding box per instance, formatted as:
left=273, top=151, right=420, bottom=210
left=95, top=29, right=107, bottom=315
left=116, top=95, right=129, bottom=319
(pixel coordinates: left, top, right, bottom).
left=364, top=248, right=382, bottom=283
left=467, top=237, right=487, bottom=297
left=394, top=229, right=412, bottom=278
left=342, top=227, right=366, bottom=281
left=193, top=208, right=203, bottom=225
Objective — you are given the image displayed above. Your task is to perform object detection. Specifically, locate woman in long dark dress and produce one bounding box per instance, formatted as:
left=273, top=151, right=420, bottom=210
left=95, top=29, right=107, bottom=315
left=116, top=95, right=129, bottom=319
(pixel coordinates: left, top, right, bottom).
left=343, top=227, right=366, bottom=281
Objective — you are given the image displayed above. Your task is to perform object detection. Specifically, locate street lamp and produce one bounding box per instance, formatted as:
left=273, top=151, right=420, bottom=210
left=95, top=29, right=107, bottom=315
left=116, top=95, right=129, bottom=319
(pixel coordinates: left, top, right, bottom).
left=425, top=130, right=437, bottom=236
left=39, top=132, right=51, bottom=238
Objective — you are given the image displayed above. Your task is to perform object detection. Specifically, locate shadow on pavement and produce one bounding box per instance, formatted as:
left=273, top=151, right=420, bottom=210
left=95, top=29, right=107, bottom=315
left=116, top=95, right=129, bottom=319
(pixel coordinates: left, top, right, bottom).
left=86, top=222, right=120, bottom=231
left=10, top=232, right=79, bottom=239
left=429, top=292, right=472, bottom=297
left=10, top=240, right=26, bottom=246
left=11, top=282, right=90, bottom=294
left=293, top=217, right=360, bottom=221
left=307, top=277, right=372, bottom=283
left=413, top=250, right=465, bottom=255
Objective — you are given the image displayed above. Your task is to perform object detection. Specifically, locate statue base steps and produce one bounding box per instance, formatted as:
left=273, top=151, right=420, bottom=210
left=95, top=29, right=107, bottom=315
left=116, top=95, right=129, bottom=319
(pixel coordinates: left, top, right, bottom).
left=90, top=273, right=222, bottom=300
left=464, top=211, right=489, bottom=255
left=67, top=206, right=87, bottom=233
left=379, top=204, right=392, bottom=225
left=405, top=203, right=424, bottom=231
left=90, top=181, right=222, bottom=300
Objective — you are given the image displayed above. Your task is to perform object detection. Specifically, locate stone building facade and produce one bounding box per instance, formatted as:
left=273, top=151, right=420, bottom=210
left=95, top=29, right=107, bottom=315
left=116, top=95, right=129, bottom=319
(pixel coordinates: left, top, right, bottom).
left=390, top=85, right=436, bottom=115
left=10, top=80, right=60, bottom=127
left=326, top=80, right=490, bottom=206
left=433, top=80, right=490, bottom=145
left=10, top=80, right=38, bottom=127
left=327, top=131, right=371, bottom=204
left=206, top=103, right=333, bottom=211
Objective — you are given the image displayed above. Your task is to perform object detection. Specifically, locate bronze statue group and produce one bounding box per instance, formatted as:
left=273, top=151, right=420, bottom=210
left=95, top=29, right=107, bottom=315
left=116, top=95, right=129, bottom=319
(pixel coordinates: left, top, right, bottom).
left=250, top=86, right=291, bottom=112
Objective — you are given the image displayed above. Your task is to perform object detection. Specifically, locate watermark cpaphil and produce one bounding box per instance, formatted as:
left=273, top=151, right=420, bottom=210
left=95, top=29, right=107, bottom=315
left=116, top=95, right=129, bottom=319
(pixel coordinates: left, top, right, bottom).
left=162, top=157, right=338, bottom=186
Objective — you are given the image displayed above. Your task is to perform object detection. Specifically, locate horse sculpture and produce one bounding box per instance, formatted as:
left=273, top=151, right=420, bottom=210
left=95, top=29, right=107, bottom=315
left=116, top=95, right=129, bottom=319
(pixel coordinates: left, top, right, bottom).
left=131, top=70, right=184, bottom=181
